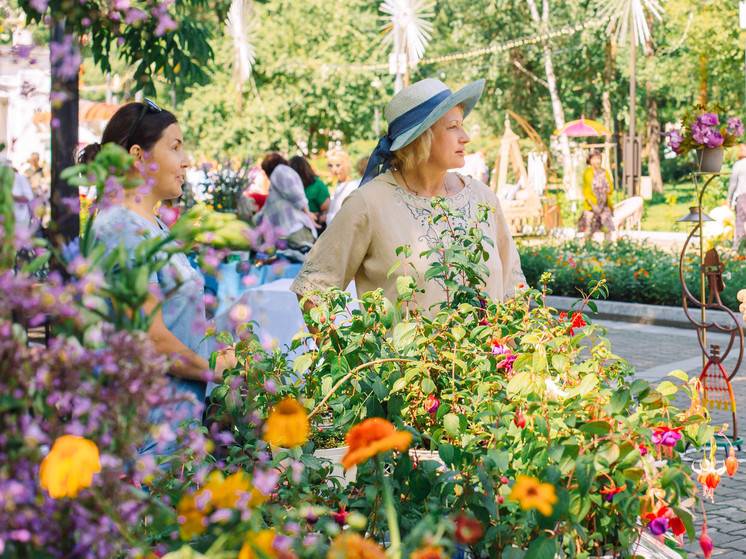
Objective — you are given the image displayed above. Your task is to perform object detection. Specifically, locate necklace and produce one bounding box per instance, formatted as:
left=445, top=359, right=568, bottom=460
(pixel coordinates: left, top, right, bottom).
left=399, top=170, right=448, bottom=197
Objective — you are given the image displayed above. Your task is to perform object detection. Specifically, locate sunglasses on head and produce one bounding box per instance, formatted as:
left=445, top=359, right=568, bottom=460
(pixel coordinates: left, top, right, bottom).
left=125, top=98, right=163, bottom=147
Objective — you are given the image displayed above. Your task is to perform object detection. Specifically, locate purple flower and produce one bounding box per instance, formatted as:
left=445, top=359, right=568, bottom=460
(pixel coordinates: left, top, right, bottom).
left=252, top=468, right=279, bottom=496
left=29, top=0, right=48, bottom=12
left=705, top=130, right=724, bottom=149
left=651, top=427, right=682, bottom=447
left=728, top=117, right=744, bottom=137
left=667, top=129, right=683, bottom=151
left=155, top=12, right=177, bottom=36
left=698, top=113, right=720, bottom=127
left=49, top=35, right=81, bottom=80
left=648, top=517, right=669, bottom=536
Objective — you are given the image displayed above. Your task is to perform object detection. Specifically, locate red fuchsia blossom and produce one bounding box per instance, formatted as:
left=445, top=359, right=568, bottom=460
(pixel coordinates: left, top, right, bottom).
left=558, top=311, right=587, bottom=335
left=332, top=506, right=349, bottom=527
left=639, top=444, right=649, bottom=456
left=599, top=483, right=626, bottom=502
left=700, top=525, right=714, bottom=559
left=643, top=506, right=671, bottom=536
left=513, top=409, right=526, bottom=429
left=424, top=395, right=440, bottom=415
left=454, top=514, right=484, bottom=545
left=669, top=516, right=686, bottom=538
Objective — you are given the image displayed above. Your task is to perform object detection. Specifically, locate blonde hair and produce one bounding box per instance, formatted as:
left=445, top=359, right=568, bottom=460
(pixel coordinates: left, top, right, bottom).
left=391, top=128, right=433, bottom=173
left=327, top=148, right=352, bottom=178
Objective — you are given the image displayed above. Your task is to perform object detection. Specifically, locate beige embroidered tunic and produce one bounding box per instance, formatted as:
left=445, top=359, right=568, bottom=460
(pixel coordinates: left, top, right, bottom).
left=290, top=171, right=525, bottom=311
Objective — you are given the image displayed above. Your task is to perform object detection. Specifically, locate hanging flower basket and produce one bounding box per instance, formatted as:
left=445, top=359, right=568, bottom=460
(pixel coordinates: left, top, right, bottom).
left=696, top=146, right=725, bottom=174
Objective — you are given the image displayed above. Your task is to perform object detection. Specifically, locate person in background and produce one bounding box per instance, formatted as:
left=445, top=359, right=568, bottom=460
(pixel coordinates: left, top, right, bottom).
left=326, top=148, right=360, bottom=223
left=728, top=143, right=746, bottom=248
left=289, top=155, right=330, bottom=229
left=578, top=149, right=615, bottom=241
left=256, top=152, right=318, bottom=251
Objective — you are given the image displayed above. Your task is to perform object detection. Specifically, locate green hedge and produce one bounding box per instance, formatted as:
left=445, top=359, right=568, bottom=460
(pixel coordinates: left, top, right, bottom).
left=518, top=239, right=745, bottom=312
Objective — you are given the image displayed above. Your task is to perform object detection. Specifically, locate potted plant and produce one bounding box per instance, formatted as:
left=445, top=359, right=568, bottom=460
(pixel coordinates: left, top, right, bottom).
left=666, top=105, right=744, bottom=173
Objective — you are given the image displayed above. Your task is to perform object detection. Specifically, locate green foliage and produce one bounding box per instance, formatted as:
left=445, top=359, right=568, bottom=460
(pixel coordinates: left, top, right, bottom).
left=519, top=239, right=745, bottom=311
left=18, top=0, right=230, bottom=94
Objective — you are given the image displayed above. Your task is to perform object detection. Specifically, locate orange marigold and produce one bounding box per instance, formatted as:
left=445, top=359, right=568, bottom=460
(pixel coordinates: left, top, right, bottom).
left=341, top=418, right=412, bottom=470
left=326, top=533, right=386, bottom=559
left=410, top=546, right=446, bottom=559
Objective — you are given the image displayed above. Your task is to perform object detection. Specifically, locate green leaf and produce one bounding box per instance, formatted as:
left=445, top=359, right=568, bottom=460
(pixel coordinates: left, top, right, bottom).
left=668, top=370, right=689, bottom=382
left=574, top=373, right=598, bottom=397
left=391, top=377, right=407, bottom=394
left=443, top=413, right=460, bottom=437
left=421, top=377, right=436, bottom=395
left=501, top=547, right=526, bottom=559
left=579, top=420, right=611, bottom=436
left=608, top=389, right=630, bottom=415
left=392, top=321, right=417, bottom=350
left=506, top=371, right=533, bottom=396
left=672, top=506, right=695, bottom=540
left=525, top=535, right=557, bottom=559
left=293, top=353, right=314, bottom=375
left=656, top=380, right=678, bottom=397
left=551, top=354, right=569, bottom=373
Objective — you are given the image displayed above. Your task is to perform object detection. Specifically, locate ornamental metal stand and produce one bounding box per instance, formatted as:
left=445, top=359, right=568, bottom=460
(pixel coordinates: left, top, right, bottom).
left=678, top=171, right=743, bottom=450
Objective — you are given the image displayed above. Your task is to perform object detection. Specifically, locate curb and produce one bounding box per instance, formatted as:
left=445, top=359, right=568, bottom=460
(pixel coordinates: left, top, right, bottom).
left=544, top=295, right=745, bottom=331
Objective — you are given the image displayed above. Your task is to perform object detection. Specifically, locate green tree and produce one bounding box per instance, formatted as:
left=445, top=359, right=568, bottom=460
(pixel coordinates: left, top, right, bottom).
left=17, top=0, right=230, bottom=243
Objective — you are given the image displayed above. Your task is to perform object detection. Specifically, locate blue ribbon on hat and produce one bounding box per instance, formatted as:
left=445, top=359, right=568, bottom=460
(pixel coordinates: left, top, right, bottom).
left=360, top=89, right=451, bottom=186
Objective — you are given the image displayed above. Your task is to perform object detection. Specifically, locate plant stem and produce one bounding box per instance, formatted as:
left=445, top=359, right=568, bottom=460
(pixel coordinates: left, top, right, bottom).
left=308, top=358, right=421, bottom=419
left=377, top=456, right=401, bottom=559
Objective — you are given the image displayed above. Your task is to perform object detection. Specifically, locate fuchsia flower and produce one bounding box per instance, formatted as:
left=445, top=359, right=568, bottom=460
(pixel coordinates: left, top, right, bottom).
left=651, top=426, right=682, bottom=448
left=700, top=525, right=714, bottom=559
left=424, top=394, right=439, bottom=415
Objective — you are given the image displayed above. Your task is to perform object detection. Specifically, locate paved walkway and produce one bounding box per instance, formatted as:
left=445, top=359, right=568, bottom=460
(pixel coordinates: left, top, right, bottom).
left=596, top=319, right=746, bottom=557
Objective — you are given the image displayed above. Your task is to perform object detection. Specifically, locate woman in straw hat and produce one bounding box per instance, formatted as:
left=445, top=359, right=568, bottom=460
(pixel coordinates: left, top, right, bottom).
left=291, top=78, right=525, bottom=311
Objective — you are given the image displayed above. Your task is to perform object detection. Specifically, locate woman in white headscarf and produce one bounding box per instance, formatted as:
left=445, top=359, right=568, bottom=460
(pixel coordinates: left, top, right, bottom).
left=256, top=152, right=318, bottom=251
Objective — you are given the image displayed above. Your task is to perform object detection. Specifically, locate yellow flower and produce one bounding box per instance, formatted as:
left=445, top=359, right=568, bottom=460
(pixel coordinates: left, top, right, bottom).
left=39, top=435, right=101, bottom=499
left=341, top=418, right=412, bottom=470
left=326, top=533, right=386, bottom=559
left=239, top=529, right=277, bottom=559
left=176, top=492, right=207, bottom=540
left=410, top=546, right=446, bottom=559
left=509, top=475, right=558, bottom=516
left=263, top=398, right=310, bottom=448
left=202, top=470, right=259, bottom=509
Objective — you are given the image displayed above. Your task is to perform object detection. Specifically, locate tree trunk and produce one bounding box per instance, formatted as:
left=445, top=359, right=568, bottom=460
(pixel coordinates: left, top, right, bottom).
left=645, top=86, right=663, bottom=194
left=49, top=20, right=80, bottom=246
left=526, top=0, right=573, bottom=196
left=644, top=30, right=663, bottom=195
left=602, top=40, right=615, bottom=137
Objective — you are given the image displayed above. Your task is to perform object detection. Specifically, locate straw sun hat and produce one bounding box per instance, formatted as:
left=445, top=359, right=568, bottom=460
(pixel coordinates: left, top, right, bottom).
left=360, top=78, right=485, bottom=185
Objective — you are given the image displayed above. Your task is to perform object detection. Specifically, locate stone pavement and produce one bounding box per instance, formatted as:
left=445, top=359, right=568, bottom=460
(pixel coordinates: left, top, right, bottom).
left=595, top=319, right=746, bottom=558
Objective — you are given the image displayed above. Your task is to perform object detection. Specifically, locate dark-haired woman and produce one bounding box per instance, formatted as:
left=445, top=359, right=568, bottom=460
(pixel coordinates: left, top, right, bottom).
left=256, top=152, right=318, bottom=252
left=79, top=100, right=233, bottom=450
left=288, top=155, right=330, bottom=228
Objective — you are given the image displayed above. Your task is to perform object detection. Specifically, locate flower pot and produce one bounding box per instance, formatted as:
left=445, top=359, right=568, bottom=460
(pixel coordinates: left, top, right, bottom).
left=696, top=147, right=724, bottom=173
left=271, top=445, right=356, bottom=485
left=314, top=445, right=356, bottom=484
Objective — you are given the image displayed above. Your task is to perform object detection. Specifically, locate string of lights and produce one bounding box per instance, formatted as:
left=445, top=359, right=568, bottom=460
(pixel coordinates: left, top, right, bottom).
left=312, top=17, right=607, bottom=74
